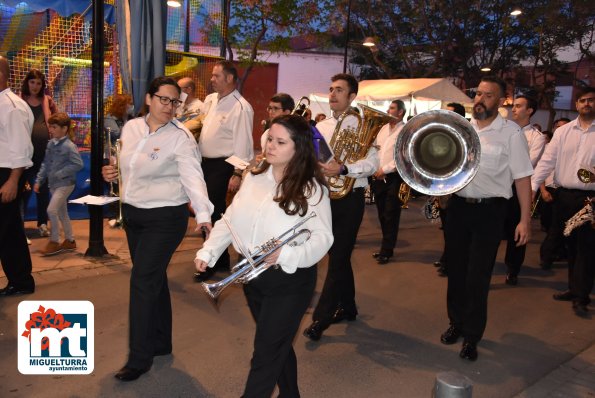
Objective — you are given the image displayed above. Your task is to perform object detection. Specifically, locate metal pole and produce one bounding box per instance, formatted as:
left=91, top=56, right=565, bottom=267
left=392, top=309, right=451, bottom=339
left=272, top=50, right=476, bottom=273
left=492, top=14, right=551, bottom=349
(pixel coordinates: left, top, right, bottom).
left=86, top=0, right=108, bottom=257
left=184, top=0, right=190, bottom=53
left=342, top=0, right=352, bottom=73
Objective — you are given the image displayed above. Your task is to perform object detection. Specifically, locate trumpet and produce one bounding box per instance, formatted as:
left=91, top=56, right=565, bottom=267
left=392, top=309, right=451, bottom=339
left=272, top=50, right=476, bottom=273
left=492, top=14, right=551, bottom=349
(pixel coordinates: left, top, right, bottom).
left=105, top=128, right=123, bottom=227
left=201, top=212, right=316, bottom=300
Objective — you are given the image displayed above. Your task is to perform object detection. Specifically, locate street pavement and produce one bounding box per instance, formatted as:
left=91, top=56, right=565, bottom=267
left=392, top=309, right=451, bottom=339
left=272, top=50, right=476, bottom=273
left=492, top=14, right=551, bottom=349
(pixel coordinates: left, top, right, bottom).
left=1, top=198, right=594, bottom=398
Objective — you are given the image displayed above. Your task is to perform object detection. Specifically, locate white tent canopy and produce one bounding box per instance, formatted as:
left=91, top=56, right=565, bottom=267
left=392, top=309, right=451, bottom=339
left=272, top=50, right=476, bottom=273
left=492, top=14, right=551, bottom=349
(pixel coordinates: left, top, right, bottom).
left=309, top=78, right=472, bottom=119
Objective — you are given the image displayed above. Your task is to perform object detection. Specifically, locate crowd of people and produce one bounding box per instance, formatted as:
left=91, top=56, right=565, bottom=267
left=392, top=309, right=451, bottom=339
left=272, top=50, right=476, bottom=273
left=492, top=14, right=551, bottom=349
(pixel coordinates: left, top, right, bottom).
left=0, top=54, right=593, bottom=395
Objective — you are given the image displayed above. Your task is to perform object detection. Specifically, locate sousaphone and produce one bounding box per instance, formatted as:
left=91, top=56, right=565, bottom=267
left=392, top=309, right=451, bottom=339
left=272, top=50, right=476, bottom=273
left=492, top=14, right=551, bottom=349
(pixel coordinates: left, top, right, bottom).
left=395, top=110, right=480, bottom=196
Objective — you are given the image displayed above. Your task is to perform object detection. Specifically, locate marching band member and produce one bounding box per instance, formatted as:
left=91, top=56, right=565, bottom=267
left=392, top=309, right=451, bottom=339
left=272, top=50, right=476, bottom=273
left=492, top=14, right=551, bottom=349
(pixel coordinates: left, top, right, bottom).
left=303, top=73, right=380, bottom=341
left=102, top=76, right=213, bottom=381
left=441, top=76, right=532, bottom=361
left=195, top=115, right=333, bottom=397
left=531, top=86, right=595, bottom=315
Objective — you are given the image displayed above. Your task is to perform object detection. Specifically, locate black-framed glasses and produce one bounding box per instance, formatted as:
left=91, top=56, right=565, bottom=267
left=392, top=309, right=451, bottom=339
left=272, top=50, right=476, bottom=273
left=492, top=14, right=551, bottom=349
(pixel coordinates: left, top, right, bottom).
left=267, top=105, right=282, bottom=112
left=154, top=94, right=182, bottom=107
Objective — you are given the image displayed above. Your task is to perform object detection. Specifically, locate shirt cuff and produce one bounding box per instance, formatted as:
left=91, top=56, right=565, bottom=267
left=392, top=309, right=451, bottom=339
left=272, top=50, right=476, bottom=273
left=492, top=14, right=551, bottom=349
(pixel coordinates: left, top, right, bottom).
left=194, top=210, right=211, bottom=224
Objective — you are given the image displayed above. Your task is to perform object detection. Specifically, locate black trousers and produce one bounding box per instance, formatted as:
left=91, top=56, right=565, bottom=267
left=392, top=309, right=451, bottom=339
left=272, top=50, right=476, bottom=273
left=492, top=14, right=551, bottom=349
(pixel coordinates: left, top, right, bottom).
left=312, top=188, right=365, bottom=329
left=123, top=203, right=188, bottom=369
left=202, top=157, right=234, bottom=270
left=22, top=162, right=49, bottom=226
left=445, top=195, right=507, bottom=343
left=553, top=188, right=595, bottom=304
left=540, top=188, right=568, bottom=265
left=242, top=266, right=316, bottom=398
left=503, top=186, right=526, bottom=276
left=0, top=168, right=34, bottom=289
left=371, top=173, right=402, bottom=257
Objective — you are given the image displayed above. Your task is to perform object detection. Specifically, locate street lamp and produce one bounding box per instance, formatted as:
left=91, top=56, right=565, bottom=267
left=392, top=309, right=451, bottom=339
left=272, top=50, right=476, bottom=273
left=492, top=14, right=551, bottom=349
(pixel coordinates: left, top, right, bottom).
left=510, top=7, right=522, bottom=16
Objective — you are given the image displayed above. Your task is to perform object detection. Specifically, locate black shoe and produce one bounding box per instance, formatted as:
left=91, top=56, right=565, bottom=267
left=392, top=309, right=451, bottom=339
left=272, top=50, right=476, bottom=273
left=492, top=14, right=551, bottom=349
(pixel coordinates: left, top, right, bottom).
left=433, top=261, right=442, bottom=267
left=437, top=265, right=447, bottom=277
left=372, top=252, right=381, bottom=259
left=459, top=341, right=478, bottom=361
left=154, top=348, right=172, bottom=357
left=572, top=300, right=589, bottom=315
left=376, top=255, right=391, bottom=265
left=331, top=307, right=357, bottom=324
left=0, top=284, right=35, bottom=296
left=193, top=267, right=215, bottom=283
left=114, top=366, right=150, bottom=381
left=440, top=325, right=461, bottom=345
left=303, top=321, right=323, bottom=341
left=505, top=274, right=518, bottom=286
left=553, top=290, right=574, bottom=301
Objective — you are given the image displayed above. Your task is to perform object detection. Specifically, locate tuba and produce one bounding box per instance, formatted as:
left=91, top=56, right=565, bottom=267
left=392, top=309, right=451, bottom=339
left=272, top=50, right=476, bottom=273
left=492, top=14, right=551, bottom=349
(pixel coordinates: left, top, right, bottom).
left=328, top=105, right=396, bottom=199
left=394, top=110, right=480, bottom=196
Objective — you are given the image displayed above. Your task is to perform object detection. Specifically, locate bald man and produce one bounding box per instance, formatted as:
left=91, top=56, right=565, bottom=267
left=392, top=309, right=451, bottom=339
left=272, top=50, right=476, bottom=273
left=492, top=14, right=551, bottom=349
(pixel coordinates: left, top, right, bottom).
left=176, top=77, right=204, bottom=122
left=0, top=55, right=36, bottom=296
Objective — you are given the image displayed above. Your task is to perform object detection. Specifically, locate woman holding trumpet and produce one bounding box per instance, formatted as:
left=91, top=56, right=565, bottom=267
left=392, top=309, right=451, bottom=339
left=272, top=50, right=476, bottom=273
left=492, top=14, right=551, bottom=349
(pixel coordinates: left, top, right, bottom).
left=195, top=114, right=333, bottom=397
left=102, top=76, right=213, bottom=382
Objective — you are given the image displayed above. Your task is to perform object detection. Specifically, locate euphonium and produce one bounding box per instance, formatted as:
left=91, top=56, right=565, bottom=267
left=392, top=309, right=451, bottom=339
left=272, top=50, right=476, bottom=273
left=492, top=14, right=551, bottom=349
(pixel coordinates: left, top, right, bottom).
left=201, top=212, right=316, bottom=300
left=398, top=182, right=411, bottom=209
left=328, top=105, right=395, bottom=199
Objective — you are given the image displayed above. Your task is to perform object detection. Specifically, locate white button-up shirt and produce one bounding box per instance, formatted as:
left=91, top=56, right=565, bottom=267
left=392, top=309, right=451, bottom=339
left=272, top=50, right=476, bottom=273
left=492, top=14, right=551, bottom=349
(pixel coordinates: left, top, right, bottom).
left=119, top=116, right=213, bottom=223
left=458, top=115, right=533, bottom=199
left=521, top=123, right=546, bottom=167
left=199, top=89, right=254, bottom=161
left=531, top=117, right=595, bottom=192
left=317, top=114, right=379, bottom=190
left=376, top=121, right=404, bottom=174
left=196, top=167, right=333, bottom=274
left=0, top=88, right=33, bottom=169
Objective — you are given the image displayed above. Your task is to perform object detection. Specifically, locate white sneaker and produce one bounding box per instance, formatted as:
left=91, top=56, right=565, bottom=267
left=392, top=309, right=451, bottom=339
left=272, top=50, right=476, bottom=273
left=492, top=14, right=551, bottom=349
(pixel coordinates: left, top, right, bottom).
left=39, top=224, right=49, bottom=237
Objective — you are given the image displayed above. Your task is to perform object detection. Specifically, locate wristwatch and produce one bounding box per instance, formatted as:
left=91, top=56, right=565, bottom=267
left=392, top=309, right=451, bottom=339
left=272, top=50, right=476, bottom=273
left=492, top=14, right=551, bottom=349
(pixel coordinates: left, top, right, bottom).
left=340, top=164, right=349, bottom=176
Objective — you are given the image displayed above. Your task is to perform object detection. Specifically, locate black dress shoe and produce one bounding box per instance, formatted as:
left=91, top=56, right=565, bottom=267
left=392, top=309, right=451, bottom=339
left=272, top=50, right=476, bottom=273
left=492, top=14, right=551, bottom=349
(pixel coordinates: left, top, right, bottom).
left=459, top=341, right=478, bottom=361
left=193, top=267, right=215, bottom=283
left=0, top=285, right=35, bottom=296
left=553, top=290, right=574, bottom=301
left=114, top=366, right=150, bottom=381
left=437, top=265, right=447, bottom=277
left=376, top=255, right=391, bottom=264
left=433, top=261, right=442, bottom=267
left=303, top=321, right=323, bottom=341
left=572, top=300, right=589, bottom=315
left=505, top=274, right=518, bottom=286
left=540, top=261, right=552, bottom=270
left=331, top=307, right=357, bottom=324
left=372, top=252, right=381, bottom=259
left=440, top=325, right=461, bottom=345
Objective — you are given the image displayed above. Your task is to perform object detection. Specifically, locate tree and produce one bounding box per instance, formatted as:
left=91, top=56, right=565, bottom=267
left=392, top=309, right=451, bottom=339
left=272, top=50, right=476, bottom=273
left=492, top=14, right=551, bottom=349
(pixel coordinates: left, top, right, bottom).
left=218, top=0, right=334, bottom=92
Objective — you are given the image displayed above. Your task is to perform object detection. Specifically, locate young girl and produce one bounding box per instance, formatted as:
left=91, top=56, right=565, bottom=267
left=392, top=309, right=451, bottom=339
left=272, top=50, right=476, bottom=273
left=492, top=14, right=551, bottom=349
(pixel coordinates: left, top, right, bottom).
left=34, top=112, right=83, bottom=256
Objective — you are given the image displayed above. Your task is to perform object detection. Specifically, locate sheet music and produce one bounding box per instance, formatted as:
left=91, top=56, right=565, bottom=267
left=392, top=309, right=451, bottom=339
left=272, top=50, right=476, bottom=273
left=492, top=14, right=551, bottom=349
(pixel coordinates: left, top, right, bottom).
left=225, top=155, right=250, bottom=170
left=68, top=195, right=120, bottom=206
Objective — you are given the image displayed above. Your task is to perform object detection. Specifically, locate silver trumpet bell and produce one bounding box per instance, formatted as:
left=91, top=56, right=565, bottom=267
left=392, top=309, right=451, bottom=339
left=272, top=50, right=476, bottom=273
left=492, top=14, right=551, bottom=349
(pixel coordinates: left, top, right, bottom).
left=395, top=110, right=480, bottom=196
left=201, top=212, right=316, bottom=300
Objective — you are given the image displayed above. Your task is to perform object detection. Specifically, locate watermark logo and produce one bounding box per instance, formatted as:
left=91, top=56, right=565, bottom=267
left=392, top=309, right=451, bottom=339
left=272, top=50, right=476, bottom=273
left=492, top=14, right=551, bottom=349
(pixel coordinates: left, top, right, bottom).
left=18, top=301, right=94, bottom=375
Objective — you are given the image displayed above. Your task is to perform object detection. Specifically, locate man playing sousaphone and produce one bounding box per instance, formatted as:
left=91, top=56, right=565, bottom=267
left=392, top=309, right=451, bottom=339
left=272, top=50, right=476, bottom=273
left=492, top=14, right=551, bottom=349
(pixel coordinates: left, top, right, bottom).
left=531, top=86, right=595, bottom=315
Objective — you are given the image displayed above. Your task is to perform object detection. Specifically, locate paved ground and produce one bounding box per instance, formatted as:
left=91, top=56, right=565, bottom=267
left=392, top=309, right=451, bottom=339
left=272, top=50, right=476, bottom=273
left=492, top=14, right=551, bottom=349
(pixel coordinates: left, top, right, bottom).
left=1, top=198, right=593, bottom=398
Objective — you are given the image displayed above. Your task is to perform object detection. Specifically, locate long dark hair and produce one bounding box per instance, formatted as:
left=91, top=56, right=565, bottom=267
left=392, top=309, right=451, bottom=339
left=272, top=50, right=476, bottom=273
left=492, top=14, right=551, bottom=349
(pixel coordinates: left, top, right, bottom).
left=21, top=69, right=47, bottom=99
left=253, top=115, right=328, bottom=216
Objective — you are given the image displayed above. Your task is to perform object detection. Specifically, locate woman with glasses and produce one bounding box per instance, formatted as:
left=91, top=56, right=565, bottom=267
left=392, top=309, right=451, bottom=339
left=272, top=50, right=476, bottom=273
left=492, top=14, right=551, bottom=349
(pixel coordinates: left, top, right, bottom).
left=102, top=76, right=213, bottom=382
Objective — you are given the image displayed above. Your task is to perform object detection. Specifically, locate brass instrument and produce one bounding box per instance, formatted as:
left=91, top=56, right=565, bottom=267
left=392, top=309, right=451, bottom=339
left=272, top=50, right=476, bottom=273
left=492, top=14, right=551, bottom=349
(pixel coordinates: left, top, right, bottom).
left=328, top=105, right=396, bottom=199
left=291, top=96, right=310, bottom=117
left=394, top=110, right=480, bottom=196
left=398, top=182, right=411, bottom=208
left=105, top=127, right=123, bottom=227
left=201, top=212, right=316, bottom=300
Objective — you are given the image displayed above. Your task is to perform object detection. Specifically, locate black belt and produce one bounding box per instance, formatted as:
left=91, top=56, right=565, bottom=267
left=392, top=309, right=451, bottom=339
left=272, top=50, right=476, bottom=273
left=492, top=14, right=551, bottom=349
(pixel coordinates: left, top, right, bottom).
left=454, top=195, right=504, bottom=205
left=202, top=157, right=228, bottom=162
left=558, top=187, right=595, bottom=196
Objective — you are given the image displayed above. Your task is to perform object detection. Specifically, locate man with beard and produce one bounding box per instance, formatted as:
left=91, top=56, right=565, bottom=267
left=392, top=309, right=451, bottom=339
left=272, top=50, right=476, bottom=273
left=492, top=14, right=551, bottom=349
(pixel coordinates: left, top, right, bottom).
left=440, top=76, right=532, bottom=361
left=531, top=86, right=595, bottom=315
